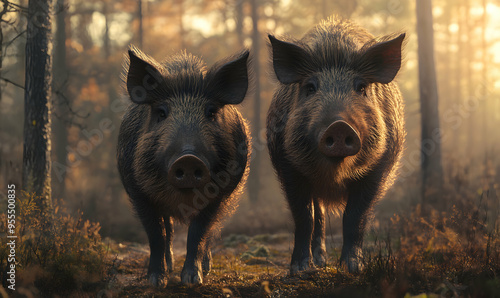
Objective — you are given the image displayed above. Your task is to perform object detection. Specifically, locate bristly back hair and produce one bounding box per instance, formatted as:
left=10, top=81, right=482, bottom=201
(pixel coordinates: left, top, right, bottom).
left=280, top=16, right=406, bottom=75
left=160, top=49, right=207, bottom=76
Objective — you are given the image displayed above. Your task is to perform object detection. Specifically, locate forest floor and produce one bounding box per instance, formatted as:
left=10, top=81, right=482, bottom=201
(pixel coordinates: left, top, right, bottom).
left=95, top=230, right=498, bottom=298
left=101, top=232, right=347, bottom=297
left=6, top=228, right=500, bottom=297
left=5, top=192, right=499, bottom=297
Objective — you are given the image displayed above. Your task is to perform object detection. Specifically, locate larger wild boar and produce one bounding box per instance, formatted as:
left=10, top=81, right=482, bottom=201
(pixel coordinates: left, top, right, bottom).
left=267, top=17, right=405, bottom=273
left=117, top=47, right=251, bottom=285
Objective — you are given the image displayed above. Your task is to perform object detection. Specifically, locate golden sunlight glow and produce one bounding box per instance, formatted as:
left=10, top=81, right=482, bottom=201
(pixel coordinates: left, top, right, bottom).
left=449, top=23, right=459, bottom=33
left=184, top=12, right=225, bottom=37
left=487, top=4, right=500, bottom=63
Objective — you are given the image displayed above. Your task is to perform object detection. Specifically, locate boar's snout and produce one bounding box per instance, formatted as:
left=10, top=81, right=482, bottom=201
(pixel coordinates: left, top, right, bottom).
left=167, top=154, right=210, bottom=189
left=318, top=120, right=361, bottom=158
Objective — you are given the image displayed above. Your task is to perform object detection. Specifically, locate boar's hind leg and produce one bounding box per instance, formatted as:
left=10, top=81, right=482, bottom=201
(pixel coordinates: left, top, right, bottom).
left=340, top=188, right=372, bottom=273
left=311, top=198, right=327, bottom=267
left=163, top=216, right=174, bottom=273
left=135, top=201, right=166, bottom=286
left=181, top=203, right=220, bottom=284
left=286, top=182, right=314, bottom=274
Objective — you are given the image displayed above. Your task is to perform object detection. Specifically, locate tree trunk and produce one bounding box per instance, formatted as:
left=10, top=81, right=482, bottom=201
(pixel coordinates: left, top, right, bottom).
left=464, top=0, right=472, bottom=99
left=0, top=14, right=3, bottom=105
left=455, top=1, right=464, bottom=156
left=103, top=2, right=110, bottom=59
left=52, top=0, right=68, bottom=199
left=23, top=0, right=53, bottom=213
left=179, top=0, right=185, bottom=49
left=464, top=0, right=476, bottom=157
left=416, top=0, right=443, bottom=212
left=248, top=0, right=261, bottom=203
left=481, top=0, right=488, bottom=154
left=235, top=0, right=244, bottom=47
left=0, top=0, right=10, bottom=104
left=102, top=3, right=122, bottom=208
left=137, top=0, right=143, bottom=49
left=441, top=0, right=452, bottom=154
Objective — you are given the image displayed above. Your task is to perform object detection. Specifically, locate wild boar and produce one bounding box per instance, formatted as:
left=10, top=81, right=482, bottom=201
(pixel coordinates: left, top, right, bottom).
left=267, top=17, right=405, bottom=273
left=117, top=47, right=252, bottom=284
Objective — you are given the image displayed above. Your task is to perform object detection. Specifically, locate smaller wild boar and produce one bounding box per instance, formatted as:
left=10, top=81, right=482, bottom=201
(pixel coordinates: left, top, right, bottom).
left=117, top=47, right=252, bottom=285
left=267, top=17, right=406, bottom=273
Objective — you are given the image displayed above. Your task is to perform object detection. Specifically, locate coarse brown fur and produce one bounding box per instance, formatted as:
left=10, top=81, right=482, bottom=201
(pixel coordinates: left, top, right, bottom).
left=127, top=101, right=251, bottom=222
left=268, top=16, right=405, bottom=208
left=267, top=16, right=406, bottom=273
left=119, top=48, right=251, bottom=223
left=117, top=47, right=252, bottom=284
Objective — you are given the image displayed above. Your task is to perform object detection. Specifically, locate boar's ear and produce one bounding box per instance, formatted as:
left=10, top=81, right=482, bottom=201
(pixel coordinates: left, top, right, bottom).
left=206, top=50, right=250, bottom=105
left=358, top=33, right=405, bottom=84
left=269, top=35, right=311, bottom=84
left=127, top=47, right=164, bottom=104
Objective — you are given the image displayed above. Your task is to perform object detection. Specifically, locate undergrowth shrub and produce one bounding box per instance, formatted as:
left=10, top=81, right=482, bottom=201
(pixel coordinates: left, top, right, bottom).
left=361, top=184, right=500, bottom=296
left=0, top=192, right=107, bottom=295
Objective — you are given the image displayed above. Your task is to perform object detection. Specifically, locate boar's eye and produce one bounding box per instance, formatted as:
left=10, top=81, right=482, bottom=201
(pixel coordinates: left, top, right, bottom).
left=304, top=79, right=318, bottom=97
left=156, top=106, right=168, bottom=122
left=354, top=78, right=367, bottom=96
left=205, top=104, right=218, bottom=120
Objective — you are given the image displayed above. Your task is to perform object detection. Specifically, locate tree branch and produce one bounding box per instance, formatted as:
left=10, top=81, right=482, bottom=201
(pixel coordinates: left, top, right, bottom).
left=2, top=29, right=26, bottom=51
left=0, top=76, right=24, bottom=89
left=4, top=1, right=28, bottom=13
left=53, top=88, right=91, bottom=120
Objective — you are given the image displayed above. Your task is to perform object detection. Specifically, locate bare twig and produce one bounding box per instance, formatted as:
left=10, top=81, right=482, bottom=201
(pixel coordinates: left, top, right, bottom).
left=0, top=0, right=9, bottom=19
left=2, top=29, right=26, bottom=51
left=0, top=76, right=24, bottom=89
left=53, top=88, right=91, bottom=120
left=5, top=1, right=28, bottom=13
left=52, top=109, right=87, bottom=130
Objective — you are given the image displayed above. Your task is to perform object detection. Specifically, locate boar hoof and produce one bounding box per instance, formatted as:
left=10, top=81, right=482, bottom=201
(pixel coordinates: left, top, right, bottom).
left=166, top=264, right=174, bottom=273
left=148, top=272, right=165, bottom=287
left=181, top=266, right=203, bottom=284
left=341, top=256, right=364, bottom=273
left=312, top=249, right=327, bottom=268
left=166, top=255, right=174, bottom=273
left=290, top=258, right=312, bottom=274
left=202, top=251, right=212, bottom=276
left=341, top=246, right=364, bottom=273
left=347, top=257, right=363, bottom=273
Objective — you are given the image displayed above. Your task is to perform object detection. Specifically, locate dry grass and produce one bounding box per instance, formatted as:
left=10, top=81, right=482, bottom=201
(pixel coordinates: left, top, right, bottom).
left=104, top=192, right=500, bottom=297
left=0, top=192, right=107, bottom=296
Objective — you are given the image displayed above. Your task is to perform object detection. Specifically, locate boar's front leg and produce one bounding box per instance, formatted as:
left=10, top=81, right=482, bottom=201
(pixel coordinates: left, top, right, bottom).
left=311, top=198, right=327, bottom=267
left=163, top=216, right=174, bottom=273
left=340, top=187, right=373, bottom=273
left=134, top=200, right=166, bottom=286
left=181, top=202, right=220, bottom=284
left=286, top=179, right=314, bottom=274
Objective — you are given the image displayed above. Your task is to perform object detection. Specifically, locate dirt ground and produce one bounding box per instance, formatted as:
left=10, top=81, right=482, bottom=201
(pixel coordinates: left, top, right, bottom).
left=99, top=232, right=360, bottom=298
left=10, top=226, right=495, bottom=297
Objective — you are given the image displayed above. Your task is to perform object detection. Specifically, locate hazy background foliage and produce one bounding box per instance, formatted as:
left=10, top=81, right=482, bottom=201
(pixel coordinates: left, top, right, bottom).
left=0, top=0, right=499, bottom=244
